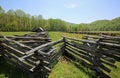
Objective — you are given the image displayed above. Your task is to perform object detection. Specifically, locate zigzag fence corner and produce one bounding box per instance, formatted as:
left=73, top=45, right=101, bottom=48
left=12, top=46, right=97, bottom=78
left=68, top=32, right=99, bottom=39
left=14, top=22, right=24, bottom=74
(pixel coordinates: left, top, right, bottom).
left=0, top=31, right=64, bottom=78
left=63, top=35, right=120, bottom=78
left=0, top=31, right=120, bottom=78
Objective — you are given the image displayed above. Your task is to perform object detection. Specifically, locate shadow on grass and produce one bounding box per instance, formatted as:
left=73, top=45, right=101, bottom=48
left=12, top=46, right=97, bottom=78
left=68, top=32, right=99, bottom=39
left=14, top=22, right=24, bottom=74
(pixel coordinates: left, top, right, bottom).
left=64, top=57, right=97, bottom=78
left=0, top=57, right=28, bottom=78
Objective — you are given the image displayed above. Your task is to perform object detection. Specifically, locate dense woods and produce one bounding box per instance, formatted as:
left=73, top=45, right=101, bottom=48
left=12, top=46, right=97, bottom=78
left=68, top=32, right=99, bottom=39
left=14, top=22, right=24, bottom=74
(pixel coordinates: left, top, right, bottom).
left=0, top=6, right=120, bottom=32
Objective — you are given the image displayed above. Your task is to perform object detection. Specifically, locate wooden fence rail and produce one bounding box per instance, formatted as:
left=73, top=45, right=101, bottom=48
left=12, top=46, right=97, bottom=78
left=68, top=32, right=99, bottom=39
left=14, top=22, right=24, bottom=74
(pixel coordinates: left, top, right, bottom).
left=0, top=31, right=63, bottom=78
left=0, top=31, right=120, bottom=78
left=63, top=35, right=120, bottom=78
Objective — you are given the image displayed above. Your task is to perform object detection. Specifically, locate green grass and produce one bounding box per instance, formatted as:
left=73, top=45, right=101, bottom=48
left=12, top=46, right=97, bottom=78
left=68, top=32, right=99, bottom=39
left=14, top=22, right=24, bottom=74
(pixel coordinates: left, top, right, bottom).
left=109, top=62, right=120, bottom=78
left=0, top=32, right=31, bottom=36
left=0, top=31, right=120, bottom=78
left=49, top=32, right=82, bottom=41
left=49, top=58, right=92, bottom=78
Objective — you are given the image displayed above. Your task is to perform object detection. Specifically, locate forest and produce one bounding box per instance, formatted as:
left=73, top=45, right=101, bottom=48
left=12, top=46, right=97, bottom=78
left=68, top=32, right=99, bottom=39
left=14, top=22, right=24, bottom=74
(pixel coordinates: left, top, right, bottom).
left=0, top=6, right=120, bottom=32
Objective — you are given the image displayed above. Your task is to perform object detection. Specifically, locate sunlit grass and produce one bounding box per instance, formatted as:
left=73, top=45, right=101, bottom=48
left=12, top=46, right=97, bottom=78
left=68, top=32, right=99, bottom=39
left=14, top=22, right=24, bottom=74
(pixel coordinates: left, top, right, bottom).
left=0, top=32, right=31, bottom=36
left=109, top=62, right=120, bottom=78
left=49, top=31, right=82, bottom=41
left=49, top=58, right=91, bottom=78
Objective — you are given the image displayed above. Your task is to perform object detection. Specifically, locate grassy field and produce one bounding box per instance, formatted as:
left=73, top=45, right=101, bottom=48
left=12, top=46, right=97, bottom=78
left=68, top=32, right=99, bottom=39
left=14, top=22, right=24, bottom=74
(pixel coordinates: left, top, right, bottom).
left=0, top=32, right=31, bottom=36
left=0, top=31, right=120, bottom=78
left=74, top=31, right=120, bottom=34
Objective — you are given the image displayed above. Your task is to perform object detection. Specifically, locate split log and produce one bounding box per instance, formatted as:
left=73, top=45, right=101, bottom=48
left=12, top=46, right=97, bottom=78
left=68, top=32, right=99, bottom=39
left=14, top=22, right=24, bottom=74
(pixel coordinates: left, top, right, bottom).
left=101, top=56, right=115, bottom=63
left=101, top=35, right=120, bottom=39
left=98, top=63, right=111, bottom=73
left=65, top=43, right=88, bottom=56
left=64, top=49, right=92, bottom=68
left=4, top=36, right=32, bottom=50
left=3, top=50, right=34, bottom=70
left=92, top=67, right=111, bottom=78
left=63, top=36, right=120, bottom=47
left=38, top=48, right=56, bottom=56
left=101, top=60, right=116, bottom=68
left=65, top=47, right=92, bottom=63
left=1, top=43, right=25, bottom=55
left=25, top=38, right=63, bottom=54
left=19, top=39, right=63, bottom=61
left=19, top=41, right=50, bottom=44
left=65, top=41, right=93, bottom=52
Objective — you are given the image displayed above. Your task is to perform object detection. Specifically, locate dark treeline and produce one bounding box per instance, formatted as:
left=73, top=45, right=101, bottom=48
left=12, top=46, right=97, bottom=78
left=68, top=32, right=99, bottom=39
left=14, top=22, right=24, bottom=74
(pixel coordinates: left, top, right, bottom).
left=0, top=6, right=120, bottom=32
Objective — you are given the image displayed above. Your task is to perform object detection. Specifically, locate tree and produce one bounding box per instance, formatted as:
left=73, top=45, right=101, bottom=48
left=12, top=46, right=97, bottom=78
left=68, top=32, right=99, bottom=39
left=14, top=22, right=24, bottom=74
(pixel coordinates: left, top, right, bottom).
left=0, top=6, right=5, bottom=31
left=1, top=6, right=120, bottom=32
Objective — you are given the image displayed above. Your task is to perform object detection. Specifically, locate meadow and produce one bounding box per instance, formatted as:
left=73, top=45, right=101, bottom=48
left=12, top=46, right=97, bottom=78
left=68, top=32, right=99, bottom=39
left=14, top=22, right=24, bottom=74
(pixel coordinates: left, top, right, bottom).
left=0, top=32, right=120, bottom=78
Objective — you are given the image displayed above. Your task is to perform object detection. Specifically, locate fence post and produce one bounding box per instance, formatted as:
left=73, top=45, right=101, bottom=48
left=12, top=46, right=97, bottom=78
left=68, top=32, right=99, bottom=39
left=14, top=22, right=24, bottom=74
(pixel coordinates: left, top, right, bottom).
left=62, top=37, right=67, bottom=56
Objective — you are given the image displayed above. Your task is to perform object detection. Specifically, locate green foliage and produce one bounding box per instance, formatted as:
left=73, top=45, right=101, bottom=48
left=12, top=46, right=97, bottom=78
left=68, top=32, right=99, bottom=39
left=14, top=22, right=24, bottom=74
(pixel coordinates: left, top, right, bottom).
left=0, top=6, right=70, bottom=32
left=0, top=6, right=4, bottom=14
left=0, top=6, right=120, bottom=32
left=74, top=17, right=120, bottom=31
left=48, top=18, right=68, bottom=31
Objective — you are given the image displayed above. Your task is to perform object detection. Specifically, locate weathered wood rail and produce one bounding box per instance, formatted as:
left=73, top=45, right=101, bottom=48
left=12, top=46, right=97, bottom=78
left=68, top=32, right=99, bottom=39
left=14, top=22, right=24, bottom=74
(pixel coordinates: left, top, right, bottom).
left=0, top=39, right=63, bottom=78
left=63, top=35, right=120, bottom=78
left=0, top=29, right=120, bottom=78
left=69, top=31, right=120, bottom=36
left=0, top=28, right=64, bottom=78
